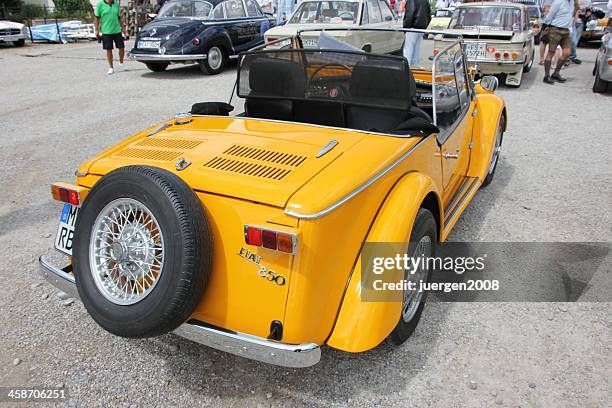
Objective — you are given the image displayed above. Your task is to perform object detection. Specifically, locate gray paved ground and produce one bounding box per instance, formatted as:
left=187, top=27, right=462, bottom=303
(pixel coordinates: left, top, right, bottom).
left=0, top=40, right=611, bottom=407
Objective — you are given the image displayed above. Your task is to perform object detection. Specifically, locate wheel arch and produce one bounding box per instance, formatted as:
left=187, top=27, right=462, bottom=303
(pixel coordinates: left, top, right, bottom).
left=326, top=172, right=442, bottom=353
left=467, top=94, right=507, bottom=181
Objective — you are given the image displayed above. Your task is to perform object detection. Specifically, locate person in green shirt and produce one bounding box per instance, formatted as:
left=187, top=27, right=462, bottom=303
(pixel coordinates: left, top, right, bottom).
left=94, top=0, right=127, bottom=75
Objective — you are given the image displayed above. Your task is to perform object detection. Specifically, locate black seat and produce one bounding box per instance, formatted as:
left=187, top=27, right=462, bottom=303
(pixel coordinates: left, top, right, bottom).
left=293, top=100, right=345, bottom=127
left=346, top=61, right=432, bottom=133
left=245, top=58, right=306, bottom=121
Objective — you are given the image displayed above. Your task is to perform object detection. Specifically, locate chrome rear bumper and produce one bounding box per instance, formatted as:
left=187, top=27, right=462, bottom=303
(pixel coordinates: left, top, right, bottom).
left=38, top=255, right=321, bottom=368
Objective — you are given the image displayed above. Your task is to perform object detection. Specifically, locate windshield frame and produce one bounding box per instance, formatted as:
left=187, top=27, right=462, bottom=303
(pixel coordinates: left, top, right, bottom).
left=450, top=6, right=524, bottom=32
left=288, top=0, right=363, bottom=25
left=157, top=0, right=214, bottom=19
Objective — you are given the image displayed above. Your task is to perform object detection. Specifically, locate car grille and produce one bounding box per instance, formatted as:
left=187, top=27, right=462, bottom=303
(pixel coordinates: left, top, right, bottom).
left=0, top=28, right=21, bottom=35
left=203, top=145, right=308, bottom=180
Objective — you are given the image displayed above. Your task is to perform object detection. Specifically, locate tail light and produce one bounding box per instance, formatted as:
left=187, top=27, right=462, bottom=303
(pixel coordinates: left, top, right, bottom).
left=51, top=183, right=88, bottom=206
left=503, top=52, right=510, bottom=59
left=494, top=52, right=501, bottom=60
left=433, top=49, right=439, bottom=56
left=607, top=58, right=612, bottom=66
left=511, top=52, right=519, bottom=60
left=266, top=37, right=277, bottom=43
left=244, top=225, right=297, bottom=254
left=192, top=38, right=200, bottom=45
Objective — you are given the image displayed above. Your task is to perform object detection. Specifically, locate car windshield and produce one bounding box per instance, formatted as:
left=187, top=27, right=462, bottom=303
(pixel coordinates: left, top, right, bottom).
left=450, top=7, right=522, bottom=31
left=289, top=1, right=360, bottom=24
left=158, top=0, right=213, bottom=18
left=528, top=7, right=539, bottom=19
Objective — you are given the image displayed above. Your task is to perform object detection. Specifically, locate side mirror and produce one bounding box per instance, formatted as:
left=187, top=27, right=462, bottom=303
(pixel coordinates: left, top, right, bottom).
left=480, top=75, right=498, bottom=92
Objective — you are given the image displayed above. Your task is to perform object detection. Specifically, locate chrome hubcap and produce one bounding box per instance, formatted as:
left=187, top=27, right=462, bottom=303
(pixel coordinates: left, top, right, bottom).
left=208, top=47, right=222, bottom=70
left=402, top=236, right=432, bottom=323
left=89, top=198, right=164, bottom=305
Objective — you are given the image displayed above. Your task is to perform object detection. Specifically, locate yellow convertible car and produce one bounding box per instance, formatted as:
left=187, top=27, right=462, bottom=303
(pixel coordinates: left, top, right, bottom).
left=40, top=29, right=506, bottom=367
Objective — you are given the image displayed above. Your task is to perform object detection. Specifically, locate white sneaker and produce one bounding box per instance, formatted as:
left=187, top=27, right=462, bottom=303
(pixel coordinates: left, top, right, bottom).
left=107, top=68, right=114, bottom=75
left=118, top=63, right=128, bottom=71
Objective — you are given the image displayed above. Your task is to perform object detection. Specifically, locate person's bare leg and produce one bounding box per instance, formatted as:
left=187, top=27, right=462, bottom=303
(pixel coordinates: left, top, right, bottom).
left=552, top=47, right=570, bottom=81
left=118, top=47, right=124, bottom=64
left=543, top=46, right=556, bottom=81
left=539, top=42, right=547, bottom=64
left=106, top=49, right=114, bottom=69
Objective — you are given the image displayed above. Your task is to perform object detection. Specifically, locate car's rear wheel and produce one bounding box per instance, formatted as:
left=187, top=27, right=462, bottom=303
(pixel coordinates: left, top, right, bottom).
left=523, top=48, right=535, bottom=73
left=73, top=165, right=212, bottom=338
left=146, top=63, right=169, bottom=72
left=481, top=114, right=505, bottom=187
left=389, top=208, right=437, bottom=345
left=593, top=70, right=609, bottom=93
left=199, top=45, right=225, bottom=75
left=13, top=39, right=25, bottom=47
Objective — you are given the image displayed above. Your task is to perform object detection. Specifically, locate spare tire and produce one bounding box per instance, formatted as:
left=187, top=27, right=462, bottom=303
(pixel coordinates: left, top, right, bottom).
left=73, top=165, right=212, bottom=338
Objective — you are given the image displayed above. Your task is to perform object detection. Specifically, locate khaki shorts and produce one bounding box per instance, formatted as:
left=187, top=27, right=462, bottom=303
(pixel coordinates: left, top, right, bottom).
left=546, top=26, right=572, bottom=50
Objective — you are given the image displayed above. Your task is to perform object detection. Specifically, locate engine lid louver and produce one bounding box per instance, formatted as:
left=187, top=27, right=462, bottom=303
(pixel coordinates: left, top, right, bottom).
left=204, top=145, right=308, bottom=180
left=112, top=138, right=205, bottom=162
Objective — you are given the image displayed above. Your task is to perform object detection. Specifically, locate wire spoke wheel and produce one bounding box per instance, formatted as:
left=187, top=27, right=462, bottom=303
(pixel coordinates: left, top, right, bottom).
left=89, top=198, right=164, bottom=305
left=402, top=235, right=432, bottom=323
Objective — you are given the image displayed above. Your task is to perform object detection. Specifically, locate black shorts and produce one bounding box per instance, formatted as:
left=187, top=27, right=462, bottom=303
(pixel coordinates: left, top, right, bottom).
left=101, top=33, right=124, bottom=50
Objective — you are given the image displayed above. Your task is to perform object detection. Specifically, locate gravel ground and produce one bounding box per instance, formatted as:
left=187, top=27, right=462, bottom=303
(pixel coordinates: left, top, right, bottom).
left=0, top=40, right=611, bottom=407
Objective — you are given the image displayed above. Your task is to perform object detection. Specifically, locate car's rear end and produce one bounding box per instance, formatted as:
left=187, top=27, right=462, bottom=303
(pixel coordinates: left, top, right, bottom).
left=443, top=4, right=530, bottom=75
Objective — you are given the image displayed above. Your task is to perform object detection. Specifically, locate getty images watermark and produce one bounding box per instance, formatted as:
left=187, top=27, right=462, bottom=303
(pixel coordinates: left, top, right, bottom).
left=360, top=242, right=611, bottom=302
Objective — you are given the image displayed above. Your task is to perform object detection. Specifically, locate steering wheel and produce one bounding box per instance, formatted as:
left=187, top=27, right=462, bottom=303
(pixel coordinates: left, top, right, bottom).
left=338, top=11, right=354, bottom=20
left=306, top=63, right=352, bottom=99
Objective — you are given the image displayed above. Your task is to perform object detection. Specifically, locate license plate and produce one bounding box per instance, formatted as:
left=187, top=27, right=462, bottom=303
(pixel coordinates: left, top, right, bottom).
left=138, top=39, right=160, bottom=49
left=465, top=42, right=486, bottom=59
left=55, top=203, right=79, bottom=255
left=302, top=38, right=318, bottom=47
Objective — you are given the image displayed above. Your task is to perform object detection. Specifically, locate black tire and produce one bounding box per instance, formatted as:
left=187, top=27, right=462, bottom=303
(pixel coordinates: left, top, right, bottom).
left=389, top=208, right=437, bottom=345
left=523, top=48, right=534, bottom=73
left=73, top=165, right=212, bottom=338
left=482, top=114, right=505, bottom=187
left=593, top=70, right=609, bottom=93
left=13, top=39, right=25, bottom=47
left=592, top=60, right=597, bottom=76
left=199, top=45, right=226, bottom=75
left=146, top=63, right=169, bottom=72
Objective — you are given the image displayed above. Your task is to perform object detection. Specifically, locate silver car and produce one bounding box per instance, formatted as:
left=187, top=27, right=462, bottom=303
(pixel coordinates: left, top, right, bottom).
left=593, top=33, right=612, bottom=93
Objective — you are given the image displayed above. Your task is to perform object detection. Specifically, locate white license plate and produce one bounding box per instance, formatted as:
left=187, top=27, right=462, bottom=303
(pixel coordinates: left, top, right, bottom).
left=465, top=42, right=486, bottom=59
left=138, top=40, right=160, bottom=49
left=302, top=38, right=318, bottom=47
left=55, top=203, right=79, bottom=255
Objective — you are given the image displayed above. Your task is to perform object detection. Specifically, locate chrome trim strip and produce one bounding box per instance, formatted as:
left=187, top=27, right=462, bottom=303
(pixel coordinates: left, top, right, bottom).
left=130, top=53, right=206, bottom=61
left=316, top=140, right=339, bottom=158
left=38, top=255, right=79, bottom=299
left=443, top=177, right=480, bottom=226
left=285, top=136, right=430, bottom=219
left=443, top=176, right=477, bottom=219
left=174, top=320, right=321, bottom=368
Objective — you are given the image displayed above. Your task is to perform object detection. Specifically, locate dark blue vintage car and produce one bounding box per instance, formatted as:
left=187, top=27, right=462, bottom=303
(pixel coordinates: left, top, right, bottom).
left=130, top=0, right=275, bottom=74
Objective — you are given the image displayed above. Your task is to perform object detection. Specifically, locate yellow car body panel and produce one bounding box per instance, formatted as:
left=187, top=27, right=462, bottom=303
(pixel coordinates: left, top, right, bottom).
left=326, top=172, right=441, bottom=352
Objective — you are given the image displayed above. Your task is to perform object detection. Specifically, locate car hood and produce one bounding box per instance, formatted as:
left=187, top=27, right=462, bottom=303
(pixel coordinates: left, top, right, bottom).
left=77, top=116, right=418, bottom=210
left=0, top=20, right=24, bottom=29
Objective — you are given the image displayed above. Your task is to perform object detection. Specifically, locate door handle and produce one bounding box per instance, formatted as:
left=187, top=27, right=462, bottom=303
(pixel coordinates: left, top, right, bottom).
left=435, top=151, right=460, bottom=159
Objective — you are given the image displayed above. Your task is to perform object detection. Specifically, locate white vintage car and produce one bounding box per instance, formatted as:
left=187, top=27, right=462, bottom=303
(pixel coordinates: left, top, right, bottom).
left=0, top=20, right=26, bottom=46
left=264, top=0, right=404, bottom=53
left=438, top=2, right=535, bottom=88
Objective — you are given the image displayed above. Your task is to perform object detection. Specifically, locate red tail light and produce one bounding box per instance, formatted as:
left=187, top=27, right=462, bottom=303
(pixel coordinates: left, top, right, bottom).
left=244, top=225, right=297, bottom=254
left=511, top=52, right=519, bottom=60
left=503, top=52, right=510, bottom=59
left=192, top=38, right=200, bottom=45
left=51, top=183, right=88, bottom=206
left=494, top=52, right=501, bottom=60
left=266, top=37, right=277, bottom=43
